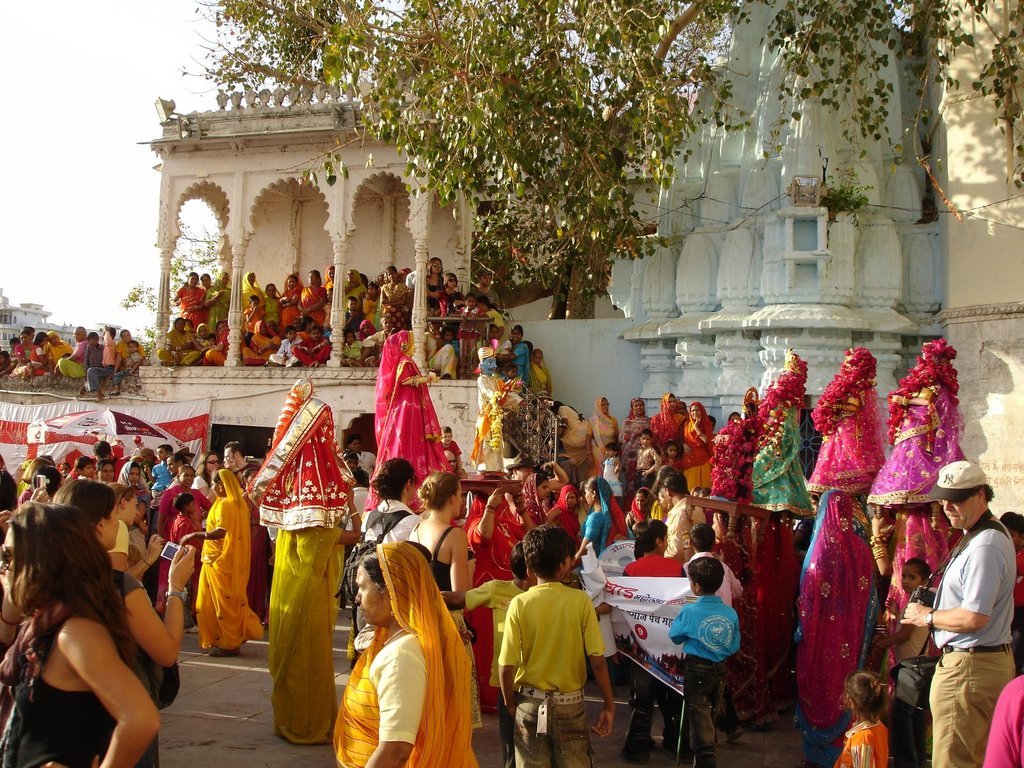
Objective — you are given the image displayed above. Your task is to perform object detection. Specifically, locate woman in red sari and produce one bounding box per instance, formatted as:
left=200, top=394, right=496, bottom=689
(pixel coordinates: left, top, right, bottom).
left=681, top=401, right=714, bottom=490
left=301, top=270, right=329, bottom=326
left=175, top=272, right=208, bottom=327
left=279, top=273, right=303, bottom=330
left=649, top=393, right=685, bottom=451
left=547, top=484, right=582, bottom=545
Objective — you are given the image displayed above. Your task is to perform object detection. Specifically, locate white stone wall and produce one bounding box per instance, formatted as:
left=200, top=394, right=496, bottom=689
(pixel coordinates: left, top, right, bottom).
left=517, top=319, right=644, bottom=424
left=136, top=367, right=480, bottom=474
left=942, top=304, right=1024, bottom=513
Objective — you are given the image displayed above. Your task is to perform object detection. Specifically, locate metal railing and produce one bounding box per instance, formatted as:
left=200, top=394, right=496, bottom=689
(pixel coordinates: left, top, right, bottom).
left=502, top=385, right=559, bottom=465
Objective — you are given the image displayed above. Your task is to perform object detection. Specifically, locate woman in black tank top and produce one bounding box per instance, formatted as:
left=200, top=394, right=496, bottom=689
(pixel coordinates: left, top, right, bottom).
left=0, top=503, right=159, bottom=768
left=410, top=472, right=472, bottom=592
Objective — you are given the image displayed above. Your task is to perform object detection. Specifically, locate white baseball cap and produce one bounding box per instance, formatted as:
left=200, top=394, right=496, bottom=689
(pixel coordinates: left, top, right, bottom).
left=928, top=461, right=989, bottom=502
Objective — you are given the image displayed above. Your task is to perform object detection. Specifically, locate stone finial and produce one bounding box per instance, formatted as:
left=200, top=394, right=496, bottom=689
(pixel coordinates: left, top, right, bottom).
left=230, top=91, right=243, bottom=110
left=313, top=84, right=327, bottom=103
left=272, top=87, right=286, bottom=108
left=216, top=91, right=229, bottom=111
left=259, top=88, right=272, bottom=107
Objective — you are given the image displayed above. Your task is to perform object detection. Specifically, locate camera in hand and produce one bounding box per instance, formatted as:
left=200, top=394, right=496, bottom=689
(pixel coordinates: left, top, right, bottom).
left=909, top=586, right=936, bottom=608
left=160, top=541, right=182, bottom=561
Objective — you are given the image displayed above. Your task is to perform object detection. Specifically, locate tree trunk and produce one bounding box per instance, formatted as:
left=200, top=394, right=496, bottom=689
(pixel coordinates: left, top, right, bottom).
left=565, top=244, right=606, bottom=319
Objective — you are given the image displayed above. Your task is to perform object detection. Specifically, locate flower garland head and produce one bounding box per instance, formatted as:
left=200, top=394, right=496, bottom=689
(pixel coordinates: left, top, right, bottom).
left=711, top=410, right=762, bottom=503
left=886, top=338, right=960, bottom=444
left=757, top=349, right=808, bottom=449
left=812, top=347, right=877, bottom=436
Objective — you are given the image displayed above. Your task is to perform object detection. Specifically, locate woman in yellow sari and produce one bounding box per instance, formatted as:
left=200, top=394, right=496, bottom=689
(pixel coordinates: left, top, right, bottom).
left=335, top=542, right=477, bottom=768
left=529, top=347, right=553, bottom=397
left=44, top=331, right=73, bottom=373
left=196, top=469, right=264, bottom=656
left=241, top=271, right=266, bottom=309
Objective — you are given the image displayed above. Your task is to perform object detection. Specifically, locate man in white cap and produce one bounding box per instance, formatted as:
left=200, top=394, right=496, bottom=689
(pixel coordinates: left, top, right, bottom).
left=903, top=460, right=1015, bottom=768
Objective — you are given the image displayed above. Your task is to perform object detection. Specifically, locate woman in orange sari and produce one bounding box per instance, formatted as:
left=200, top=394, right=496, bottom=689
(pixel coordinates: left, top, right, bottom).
left=681, top=401, right=714, bottom=490
left=196, top=469, right=264, bottom=656
left=174, top=272, right=208, bottom=327
left=279, top=272, right=303, bottom=330
left=301, top=269, right=329, bottom=326
left=335, top=542, right=476, bottom=768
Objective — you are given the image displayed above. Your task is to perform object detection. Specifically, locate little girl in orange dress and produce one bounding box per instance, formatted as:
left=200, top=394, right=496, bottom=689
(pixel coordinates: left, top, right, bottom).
left=834, top=672, right=889, bottom=768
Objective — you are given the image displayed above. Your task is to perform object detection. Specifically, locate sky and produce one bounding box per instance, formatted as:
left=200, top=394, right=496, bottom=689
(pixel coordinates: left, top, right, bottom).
left=0, top=2, right=219, bottom=331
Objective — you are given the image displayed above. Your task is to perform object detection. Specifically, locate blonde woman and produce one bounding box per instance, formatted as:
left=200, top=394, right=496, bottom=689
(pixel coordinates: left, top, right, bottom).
left=409, top=471, right=482, bottom=728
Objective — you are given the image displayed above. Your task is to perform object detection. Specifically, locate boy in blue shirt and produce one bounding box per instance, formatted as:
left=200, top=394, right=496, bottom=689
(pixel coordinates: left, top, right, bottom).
left=668, top=556, right=740, bottom=768
left=150, top=443, right=175, bottom=493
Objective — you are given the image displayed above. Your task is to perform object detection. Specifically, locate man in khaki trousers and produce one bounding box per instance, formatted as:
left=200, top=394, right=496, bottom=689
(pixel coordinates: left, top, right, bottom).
left=904, top=461, right=1015, bottom=768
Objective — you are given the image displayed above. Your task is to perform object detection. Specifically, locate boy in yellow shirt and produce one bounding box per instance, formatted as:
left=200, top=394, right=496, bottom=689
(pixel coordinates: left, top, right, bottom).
left=499, top=525, right=614, bottom=767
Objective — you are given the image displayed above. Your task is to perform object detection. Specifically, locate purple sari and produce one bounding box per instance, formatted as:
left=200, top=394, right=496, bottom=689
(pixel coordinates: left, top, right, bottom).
left=796, top=491, right=878, bottom=766
left=867, top=386, right=964, bottom=506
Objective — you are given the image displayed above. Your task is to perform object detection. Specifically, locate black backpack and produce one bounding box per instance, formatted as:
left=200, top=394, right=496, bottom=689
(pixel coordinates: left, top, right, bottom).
left=340, top=508, right=411, bottom=605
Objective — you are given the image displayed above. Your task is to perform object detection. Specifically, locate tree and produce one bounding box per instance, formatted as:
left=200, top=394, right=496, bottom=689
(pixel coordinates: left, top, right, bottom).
left=121, top=223, right=222, bottom=346
left=204, top=0, right=1022, bottom=316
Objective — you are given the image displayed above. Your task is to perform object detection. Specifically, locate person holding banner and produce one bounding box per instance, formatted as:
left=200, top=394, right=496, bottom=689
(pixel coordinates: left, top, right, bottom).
left=621, top=519, right=685, bottom=763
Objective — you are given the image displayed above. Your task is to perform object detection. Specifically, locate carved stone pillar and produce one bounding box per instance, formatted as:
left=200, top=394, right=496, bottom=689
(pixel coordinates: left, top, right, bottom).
left=153, top=246, right=174, bottom=365
left=226, top=243, right=247, bottom=368
left=328, top=236, right=349, bottom=368
left=411, top=238, right=429, bottom=371
left=408, top=189, right=432, bottom=372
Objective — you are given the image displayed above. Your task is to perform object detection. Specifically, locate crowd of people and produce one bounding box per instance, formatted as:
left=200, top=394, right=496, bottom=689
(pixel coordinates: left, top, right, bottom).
left=156, top=260, right=561, bottom=388
left=1, top=335, right=1022, bottom=768
left=0, top=324, right=146, bottom=400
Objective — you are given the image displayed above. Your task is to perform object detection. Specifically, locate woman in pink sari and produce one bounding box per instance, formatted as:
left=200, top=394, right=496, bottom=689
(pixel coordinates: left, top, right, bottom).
left=649, top=393, right=684, bottom=452
left=367, top=330, right=449, bottom=509
left=807, top=347, right=885, bottom=497
left=620, top=398, right=651, bottom=497
left=796, top=490, right=878, bottom=767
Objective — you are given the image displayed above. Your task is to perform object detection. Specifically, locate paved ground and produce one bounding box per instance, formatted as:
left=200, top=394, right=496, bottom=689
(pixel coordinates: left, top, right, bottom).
left=161, top=620, right=804, bottom=768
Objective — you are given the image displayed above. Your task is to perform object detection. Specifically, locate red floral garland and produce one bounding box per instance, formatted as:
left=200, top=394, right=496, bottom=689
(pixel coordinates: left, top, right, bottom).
left=711, top=413, right=761, bottom=503
left=812, top=347, right=877, bottom=436
left=886, top=338, right=960, bottom=445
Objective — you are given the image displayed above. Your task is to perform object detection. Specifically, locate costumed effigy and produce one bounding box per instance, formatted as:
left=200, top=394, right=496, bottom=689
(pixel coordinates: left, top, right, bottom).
left=247, top=379, right=352, bottom=744
left=747, top=350, right=810, bottom=720
left=366, top=330, right=450, bottom=508
left=795, top=490, right=878, bottom=766
left=709, top=387, right=764, bottom=722
left=806, top=347, right=885, bottom=496
left=470, top=348, right=521, bottom=472
left=867, top=338, right=963, bottom=661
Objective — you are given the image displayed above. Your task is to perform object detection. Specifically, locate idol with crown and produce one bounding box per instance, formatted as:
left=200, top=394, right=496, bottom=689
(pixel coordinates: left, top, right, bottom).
left=471, top=346, right=522, bottom=471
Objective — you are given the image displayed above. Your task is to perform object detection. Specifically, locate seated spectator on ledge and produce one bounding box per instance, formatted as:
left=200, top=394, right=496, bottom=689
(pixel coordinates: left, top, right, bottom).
left=158, top=317, right=203, bottom=367
left=14, top=332, right=47, bottom=378
left=269, top=326, right=301, bottom=367
left=56, top=326, right=88, bottom=378
left=0, top=350, right=14, bottom=377
left=242, top=322, right=280, bottom=366
left=45, top=331, right=73, bottom=374
left=293, top=324, right=331, bottom=367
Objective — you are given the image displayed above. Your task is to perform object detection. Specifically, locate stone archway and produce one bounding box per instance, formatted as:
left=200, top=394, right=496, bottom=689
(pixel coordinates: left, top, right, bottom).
left=247, top=178, right=332, bottom=289
left=351, top=172, right=412, bottom=279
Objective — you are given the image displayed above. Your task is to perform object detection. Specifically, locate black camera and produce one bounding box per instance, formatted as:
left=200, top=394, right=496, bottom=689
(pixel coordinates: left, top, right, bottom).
left=909, top=586, right=936, bottom=608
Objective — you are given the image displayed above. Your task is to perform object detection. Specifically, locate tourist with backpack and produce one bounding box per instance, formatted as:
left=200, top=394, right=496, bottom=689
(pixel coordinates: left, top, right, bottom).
left=344, top=458, right=421, bottom=656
